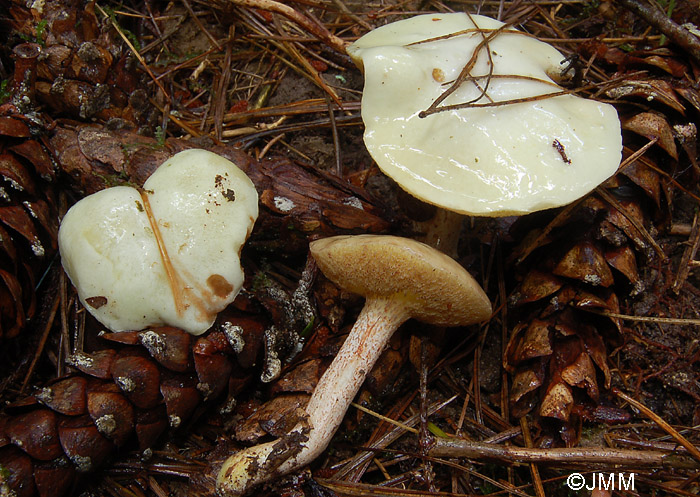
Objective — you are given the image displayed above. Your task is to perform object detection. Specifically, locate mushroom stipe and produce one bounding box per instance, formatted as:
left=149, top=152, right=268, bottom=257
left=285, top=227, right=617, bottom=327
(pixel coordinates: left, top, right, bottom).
left=216, top=234, right=491, bottom=496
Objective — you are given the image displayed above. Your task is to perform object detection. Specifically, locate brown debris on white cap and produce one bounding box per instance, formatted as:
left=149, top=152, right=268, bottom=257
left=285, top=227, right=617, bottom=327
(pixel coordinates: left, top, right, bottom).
left=216, top=235, right=490, bottom=496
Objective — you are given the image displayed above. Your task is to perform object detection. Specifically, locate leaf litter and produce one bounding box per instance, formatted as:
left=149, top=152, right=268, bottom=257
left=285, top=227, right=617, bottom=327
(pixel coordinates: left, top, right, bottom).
left=2, top=1, right=700, bottom=496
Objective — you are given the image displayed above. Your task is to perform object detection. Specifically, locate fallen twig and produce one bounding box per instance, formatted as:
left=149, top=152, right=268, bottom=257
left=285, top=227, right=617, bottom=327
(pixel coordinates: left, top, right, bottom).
left=617, top=0, right=700, bottom=65
left=228, top=0, right=347, bottom=54
left=96, top=4, right=171, bottom=103
left=596, top=186, right=667, bottom=261
left=673, top=211, right=700, bottom=293
left=614, top=388, right=700, bottom=464
left=429, top=436, right=699, bottom=469
left=587, top=309, right=700, bottom=326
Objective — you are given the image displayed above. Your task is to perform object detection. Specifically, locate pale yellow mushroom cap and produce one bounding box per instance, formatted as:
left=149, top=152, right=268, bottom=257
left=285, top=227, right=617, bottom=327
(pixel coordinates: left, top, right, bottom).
left=348, top=13, right=622, bottom=217
left=309, top=234, right=491, bottom=326
left=59, top=149, right=258, bottom=335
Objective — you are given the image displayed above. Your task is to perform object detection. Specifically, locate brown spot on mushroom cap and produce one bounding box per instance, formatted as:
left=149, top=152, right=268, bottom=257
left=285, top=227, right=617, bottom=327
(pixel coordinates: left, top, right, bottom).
left=207, top=274, right=234, bottom=298
left=86, top=296, right=108, bottom=309
left=309, top=234, right=491, bottom=327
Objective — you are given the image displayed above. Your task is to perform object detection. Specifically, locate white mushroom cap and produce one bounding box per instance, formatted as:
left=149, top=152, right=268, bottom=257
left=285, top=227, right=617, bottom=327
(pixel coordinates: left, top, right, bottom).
left=309, top=234, right=491, bottom=326
left=59, top=149, right=258, bottom=335
left=348, top=13, right=622, bottom=216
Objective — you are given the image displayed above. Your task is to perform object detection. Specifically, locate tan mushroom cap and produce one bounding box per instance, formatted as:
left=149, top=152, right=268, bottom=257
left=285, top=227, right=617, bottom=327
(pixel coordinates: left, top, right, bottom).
left=309, top=234, right=491, bottom=327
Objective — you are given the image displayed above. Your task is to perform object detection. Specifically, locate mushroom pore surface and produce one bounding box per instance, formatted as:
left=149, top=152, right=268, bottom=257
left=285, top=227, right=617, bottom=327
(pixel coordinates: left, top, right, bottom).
left=59, top=149, right=259, bottom=335
left=348, top=13, right=622, bottom=216
left=309, top=234, right=492, bottom=326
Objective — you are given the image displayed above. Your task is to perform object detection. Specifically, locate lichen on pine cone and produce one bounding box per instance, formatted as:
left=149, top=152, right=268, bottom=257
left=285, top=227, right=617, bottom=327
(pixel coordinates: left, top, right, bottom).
left=0, top=322, right=266, bottom=497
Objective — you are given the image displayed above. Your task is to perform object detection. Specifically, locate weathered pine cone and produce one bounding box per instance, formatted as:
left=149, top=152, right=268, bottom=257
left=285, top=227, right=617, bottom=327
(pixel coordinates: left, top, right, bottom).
left=505, top=114, right=693, bottom=443
left=0, top=321, right=268, bottom=497
left=499, top=27, right=700, bottom=441
left=49, top=122, right=393, bottom=255
left=0, top=99, right=58, bottom=341
left=0, top=117, right=394, bottom=496
left=8, top=0, right=157, bottom=126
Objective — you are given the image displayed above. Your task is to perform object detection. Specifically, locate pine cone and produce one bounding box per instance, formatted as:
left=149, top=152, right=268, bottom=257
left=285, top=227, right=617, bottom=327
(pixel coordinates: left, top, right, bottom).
left=0, top=45, right=59, bottom=341
left=8, top=0, right=155, bottom=125
left=505, top=120, right=693, bottom=444
left=0, top=323, right=266, bottom=497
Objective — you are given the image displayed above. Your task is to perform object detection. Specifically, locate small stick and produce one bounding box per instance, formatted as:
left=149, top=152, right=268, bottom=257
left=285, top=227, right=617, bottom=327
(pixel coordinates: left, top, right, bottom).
left=329, top=0, right=371, bottom=30
left=148, top=98, right=203, bottom=138
left=419, top=338, right=436, bottom=493
left=326, top=455, right=534, bottom=497
left=143, top=0, right=165, bottom=40
left=519, top=417, right=545, bottom=497
left=258, top=132, right=284, bottom=159
left=325, top=94, right=342, bottom=177
left=350, top=402, right=419, bottom=434
left=228, top=0, right=347, bottom=54
left=617, top=0, right=700, bottom=66
left=96, top=4, right=171, bottom=103
left=182, top=0, right=222, bottom=50
left=420, top=23, right=511, bottom=118
left=633, top=152, right=700, bottom=204
left=154, top=47, right=218, bottom=81
left=614, top=388, right=700, bottom=464
left=509, top=196, right=586, bottom=264
left=58, top=265, right=70, bottom=378
left=587, top=309, right=700, bottom=326
left=618, top=138, right=658, bottom=172
left=333, top=394, right=450, bottom=481
left=595, top=186, right=667, bottom=261
left=214, top=25, right=234, bottom=141
left=20, top=292, right=60, bottom=393
left=673, top=211, right=700, bottom=293
left=429, top=437, right=699, bottom=469
left=668, top=223, right=693, bottom=236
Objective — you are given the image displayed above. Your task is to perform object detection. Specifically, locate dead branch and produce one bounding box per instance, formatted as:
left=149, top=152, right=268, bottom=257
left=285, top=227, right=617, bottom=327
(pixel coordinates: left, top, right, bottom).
left=429, top=437, right=699, bottom=470
left=618, top=0, right=700, bottom=65
left=227, top=0, right=347, bottom=54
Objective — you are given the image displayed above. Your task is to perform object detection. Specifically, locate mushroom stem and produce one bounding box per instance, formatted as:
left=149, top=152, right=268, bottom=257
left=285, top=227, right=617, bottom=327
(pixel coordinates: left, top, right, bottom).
left=411, top=207, right=463, bottom=257
left=217, top=234, right=491, bottom=495
left=216, top=297, right=409, bottom=495
left=397, top=189, right=463, bottom=257
left=302, top=297, right=408, bottom=457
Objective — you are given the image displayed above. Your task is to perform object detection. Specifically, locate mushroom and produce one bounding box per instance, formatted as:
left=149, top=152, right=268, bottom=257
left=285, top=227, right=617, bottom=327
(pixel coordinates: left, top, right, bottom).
left=347, top=13, right=622, bottom=233
left=58, top=149, right=258, bottom=336
left=216, top=234, right=491, bottom=495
